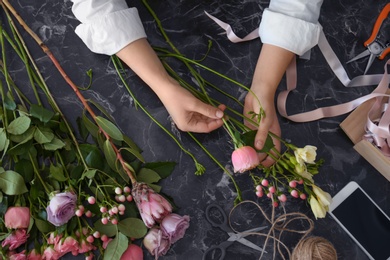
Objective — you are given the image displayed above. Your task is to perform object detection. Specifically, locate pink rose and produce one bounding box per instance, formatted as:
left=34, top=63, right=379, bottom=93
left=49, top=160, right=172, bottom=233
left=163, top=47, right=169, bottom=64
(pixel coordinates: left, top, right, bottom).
left=231, top=146, right=260, bottom=173
left=42, top=246, right=61, bottom=260
left=120, top=244, right=143, bottom=260
left=8, top=250, right=26, bottom=260
left=143, top=227, right=171, bottom=259
left=2, top=229, right=29, bottom=250
left=55, top=236, right=79, bottom=256
left=75, top=239, right=96, bottom=255
left=46, top=192, right=77, bottom=226
left=161, top=213, right=190, bottom=244
left=4, top=207, right=30, bottom=229
left=47, top=232, right=63, bottom=245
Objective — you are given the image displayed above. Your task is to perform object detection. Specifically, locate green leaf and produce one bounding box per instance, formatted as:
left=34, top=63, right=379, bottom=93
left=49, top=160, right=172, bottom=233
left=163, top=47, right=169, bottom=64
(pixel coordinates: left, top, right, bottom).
left=34, top=217, right=55, bottom=233
left=104, top=232, right=128, bottom=260
left=123, top=135, right=142, bottom=153
left=241, top=130, right=275, bottom=153
left=50, top=164, right=67, bottom=182
left=103, top=140, right=117, bottom=171
left=7, top=140, right=33, bottom=156
left=95, top=116, right=123, bottom=141
left=4, top=92, right=16, bottom=110
left=30, top=104, right=55, bottom=123
left=82, top=113, right=99, bottom=138
left=0, top=170, right=28, bottom=195
left=137, top=168, right=161, bottom=184
left=9, top=127, right=35, bottom=144
left=7, top=116, right=31, bottom=135
left=33, top=127, right=54, bottom=144
left=81, top=169, right=97, bottom=180
left=85, top=149, right=104, bottom=170
left=144, top=161, right=176, bottom=179
left=15, top=160, right=34, bottom=183
left=43, top=137, right=65, bottom=151
left=118, top=218, right=147, bottom=239
left=0, top=128, right=8, bottom=151
left=94, top=221, right=118, bottom=237
left=120, top=147, right=144, bottom=163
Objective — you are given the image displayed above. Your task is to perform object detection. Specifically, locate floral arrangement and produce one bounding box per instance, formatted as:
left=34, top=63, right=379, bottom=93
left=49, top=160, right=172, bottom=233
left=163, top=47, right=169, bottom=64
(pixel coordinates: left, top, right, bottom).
left=0, top=1, right=190, bottom=259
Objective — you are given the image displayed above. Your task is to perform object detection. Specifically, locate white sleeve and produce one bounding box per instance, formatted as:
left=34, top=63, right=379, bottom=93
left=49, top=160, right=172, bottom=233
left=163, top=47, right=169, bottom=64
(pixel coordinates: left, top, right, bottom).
left=259, top=0, right=324, bottom=56
left=71, top=0, right=147, bottom=55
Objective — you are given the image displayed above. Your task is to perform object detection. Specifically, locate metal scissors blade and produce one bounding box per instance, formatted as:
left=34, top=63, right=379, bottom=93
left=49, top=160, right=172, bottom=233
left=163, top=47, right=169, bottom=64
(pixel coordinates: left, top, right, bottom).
left=346, top=49, right=371, bottom=63
left=227, top=226, right=268, bottom=253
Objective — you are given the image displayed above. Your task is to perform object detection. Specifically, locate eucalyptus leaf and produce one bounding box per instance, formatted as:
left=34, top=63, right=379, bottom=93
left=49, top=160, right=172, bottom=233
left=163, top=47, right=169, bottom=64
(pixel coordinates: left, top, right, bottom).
left=103, top=232, right=128, bottom=260
left=0, top=170, right=28, bottom=195
left=118, top=218, right=147, bottom=239
left=30, top=104, right=55, bottom=123
left=95, top=116, right=123, bottom=141
left=7, top=116, right=31, bottom=135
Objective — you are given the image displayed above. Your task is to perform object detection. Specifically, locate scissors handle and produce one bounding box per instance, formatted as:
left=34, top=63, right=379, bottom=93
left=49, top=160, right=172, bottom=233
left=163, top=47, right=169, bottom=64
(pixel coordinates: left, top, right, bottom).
left=202, top=241, right=231, bottom=260
left=205, top=204, right=231, bottom=232
left=365, top=3, right=390, bottom=50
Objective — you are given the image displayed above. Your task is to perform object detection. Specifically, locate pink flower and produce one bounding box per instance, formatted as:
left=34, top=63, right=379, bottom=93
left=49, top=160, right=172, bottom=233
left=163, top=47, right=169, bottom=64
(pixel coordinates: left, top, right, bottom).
left=2, top=229, right=29, bottom=250
left=102, top=238, right=113, bottom=249
left=47, top=232, right=63, bottom=245
left=74, top=239, right=96, bottom=255
left=42, top=246, right=61, bottom=260
left=27, top=249, right=42, bottom=260
left=231, top=146, right=260, bottom=173
left=8, top=250, right=26, bottom=260
left=55, top=236, right=79, bottom=256
left=132, top=182, right=173, bottom=228
left=4, top=207, right=30, bottom=229
left=46, top=192, right=77, bottom=226
left=143, top=227, right=171, bottom=259
left=120, top=244, right=144, bottom=260
left=160, top=213, right=190, bottom=244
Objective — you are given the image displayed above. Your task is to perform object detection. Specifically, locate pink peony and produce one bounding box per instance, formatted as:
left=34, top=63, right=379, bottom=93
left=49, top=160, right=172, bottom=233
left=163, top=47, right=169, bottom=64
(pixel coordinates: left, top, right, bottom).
left=4, top=207, right=30, bottom=229
left=143, top=227, right=171, bottom=259
left=2, top=229, right=29, bottom=250
left=120, top=244, right=144, bottom=260
left=231, top=146, right=260, bottom=173
left=46, top=191, right=77, bottom=226
left=160, top=213, right=190, bottom=244
left=27, top=249, right=42, bottom=260
left=132, top=182, right=172, bottom=228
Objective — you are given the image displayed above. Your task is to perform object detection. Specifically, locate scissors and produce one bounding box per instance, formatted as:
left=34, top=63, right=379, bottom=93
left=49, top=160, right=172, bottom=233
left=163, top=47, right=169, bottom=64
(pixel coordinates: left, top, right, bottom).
left=202, top=204, right=267, bottom=260
left=347, top=3, right=390, bottom=74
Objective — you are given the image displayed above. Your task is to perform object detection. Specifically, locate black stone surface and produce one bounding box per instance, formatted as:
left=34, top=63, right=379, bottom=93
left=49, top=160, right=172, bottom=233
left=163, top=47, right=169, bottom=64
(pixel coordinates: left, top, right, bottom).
left=2, top=0, right=390, bottom=259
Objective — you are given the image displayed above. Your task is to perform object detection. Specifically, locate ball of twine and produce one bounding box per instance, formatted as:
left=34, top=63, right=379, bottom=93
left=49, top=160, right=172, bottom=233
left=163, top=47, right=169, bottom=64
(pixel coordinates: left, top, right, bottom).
left=291, top=236, right=337, bottom=260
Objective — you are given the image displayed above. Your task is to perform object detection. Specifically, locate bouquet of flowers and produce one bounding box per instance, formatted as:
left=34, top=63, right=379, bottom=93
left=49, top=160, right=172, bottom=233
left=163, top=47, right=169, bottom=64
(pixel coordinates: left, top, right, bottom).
left=0, top=1, right=190, bottom=259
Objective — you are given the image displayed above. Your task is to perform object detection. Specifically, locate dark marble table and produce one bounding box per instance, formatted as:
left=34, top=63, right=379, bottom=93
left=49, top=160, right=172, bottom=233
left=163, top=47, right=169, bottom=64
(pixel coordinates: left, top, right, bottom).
left=4, top=0, right=390, bottom=259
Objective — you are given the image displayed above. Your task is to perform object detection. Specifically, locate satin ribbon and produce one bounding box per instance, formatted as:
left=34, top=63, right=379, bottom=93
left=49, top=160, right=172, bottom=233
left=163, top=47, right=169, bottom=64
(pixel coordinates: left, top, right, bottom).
left=205, top=12, right=390, bottom=156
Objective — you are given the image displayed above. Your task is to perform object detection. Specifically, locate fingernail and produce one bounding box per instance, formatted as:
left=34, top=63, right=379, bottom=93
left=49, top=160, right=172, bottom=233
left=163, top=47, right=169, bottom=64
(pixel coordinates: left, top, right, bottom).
left=216, top=110, right=224, bottom=118
left=255, top=140, right=263, bottom=149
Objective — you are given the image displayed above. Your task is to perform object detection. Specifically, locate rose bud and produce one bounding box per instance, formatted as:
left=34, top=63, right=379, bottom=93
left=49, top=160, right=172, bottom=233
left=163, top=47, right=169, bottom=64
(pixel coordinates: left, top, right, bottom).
left=2, top=229, right=29, bottom=250
left=27, top=249, right=42, bottom=260
left=120, top=244, right=144, bottom=260
left=143, top=227, right=171, bottom=259
left=160, top=213, right=190, bottom=244
left=4, top=206, right=30, bottom=229
left=132, top=182, right=172, bottom=228
left=46, top=191, right=77, bottom=226
left=231, top=146, right=260, bottom=173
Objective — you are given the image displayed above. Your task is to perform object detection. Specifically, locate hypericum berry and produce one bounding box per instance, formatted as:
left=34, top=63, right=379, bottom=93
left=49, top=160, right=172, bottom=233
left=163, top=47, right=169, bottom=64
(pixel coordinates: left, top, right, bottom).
left=87, top=196, right=96, bottom=205
left=118, top=204, right=125, bottom=212
left=118, top=195, right=126, bottom=202
left=289, top=181, right=297, bottom=188
left=75, top=209, right=83, bottom=217
left=85, top=210, right=92, bottom=218
left=101, top=234, right=108, bottom=242
left=126, top=195, right=133, bottom=202
left=278, top=194, right=287, bottom=202
left=111, top=218, right=118, bottom=225
left=111, top=207, right=119, bottom=214
left=300, top=193, right=307, bottom=200
left=86, top=235, right=94, bottom=243
left=269, top=186, right=276, bottom=194
left=290, top=190, right=299, bottom=198
left=115, top=187, right=122, bottom=195
left=297, top=179, right=304, bottom=185
left=255, top=185, right=262, bottom=191
left=78, top=205, right=85, bottom=211
left=256, top=190, right=263, bottom=198
left=261, top=179, right=269, bottom=187
left=123, top=186, right=131, bottom=193
left=273, top=201, right=279, bottom=208
left=101, top=217, right=109, bottom=225
left=119, top=211, right=125, bottom=215
left=100, top=206, right=107, bottom=213
left=93, top=231, right=101, bottom=239
left=267, top=192, right=272, bottom=198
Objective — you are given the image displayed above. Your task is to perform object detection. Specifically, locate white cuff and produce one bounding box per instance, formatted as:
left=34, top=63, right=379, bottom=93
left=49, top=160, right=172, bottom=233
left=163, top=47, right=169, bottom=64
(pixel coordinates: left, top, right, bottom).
left=259, top=9, right=322, bottom=56
left=74, top=8, right=147, bottom=55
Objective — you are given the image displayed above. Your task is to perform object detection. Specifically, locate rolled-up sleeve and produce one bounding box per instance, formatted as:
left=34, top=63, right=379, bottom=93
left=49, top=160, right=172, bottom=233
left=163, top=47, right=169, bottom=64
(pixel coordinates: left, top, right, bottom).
left=71, top=0, right=147, bottom=55
left=259, top=0, right=323, bottom=56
